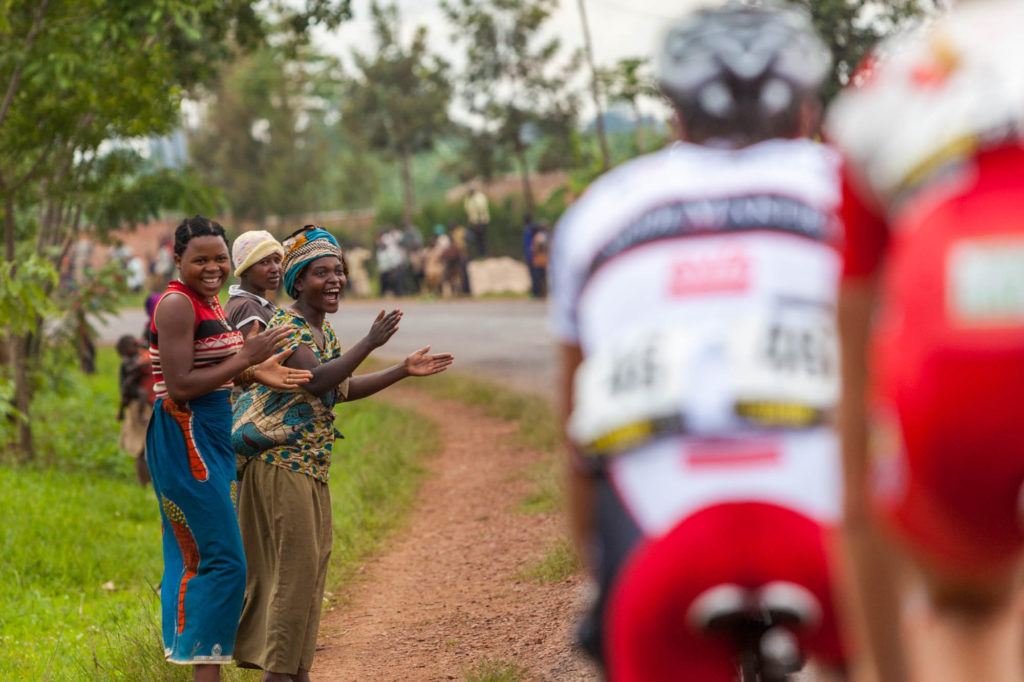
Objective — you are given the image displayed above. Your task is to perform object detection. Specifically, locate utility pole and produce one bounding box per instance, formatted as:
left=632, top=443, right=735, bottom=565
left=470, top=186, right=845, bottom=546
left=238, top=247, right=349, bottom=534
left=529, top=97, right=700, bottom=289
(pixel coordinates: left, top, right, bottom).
left=577, top=0, right=610, bottom=171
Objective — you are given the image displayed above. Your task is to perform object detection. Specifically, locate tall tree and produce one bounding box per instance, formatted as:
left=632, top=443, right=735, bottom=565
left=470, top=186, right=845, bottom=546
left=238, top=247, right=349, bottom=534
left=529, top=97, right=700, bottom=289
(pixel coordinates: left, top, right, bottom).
left=190, top=42, right=349, bottom=222
left=450, top=126, right=512, bottom=185
left=441, top=0, right=579, bottom=213
left=575, top=0, right=609, bottom=170
left=795, top=0, right=940, bottom=102
left=0, top=0, right=350, bottom=460
left=600, top=57, right=654, bottom=154
left=343, top=1, right=452, bottom=223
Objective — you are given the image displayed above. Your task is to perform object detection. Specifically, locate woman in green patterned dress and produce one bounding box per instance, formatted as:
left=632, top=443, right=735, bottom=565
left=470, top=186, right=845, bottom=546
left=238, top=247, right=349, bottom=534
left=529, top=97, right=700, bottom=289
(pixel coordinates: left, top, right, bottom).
left=231, top=226, right=453, bottom=681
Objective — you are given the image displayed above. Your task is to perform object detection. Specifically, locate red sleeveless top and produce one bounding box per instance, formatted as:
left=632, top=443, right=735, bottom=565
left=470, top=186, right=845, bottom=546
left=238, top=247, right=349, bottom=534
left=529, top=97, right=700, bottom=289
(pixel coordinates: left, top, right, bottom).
left=149, top=281, right=245, bottom=399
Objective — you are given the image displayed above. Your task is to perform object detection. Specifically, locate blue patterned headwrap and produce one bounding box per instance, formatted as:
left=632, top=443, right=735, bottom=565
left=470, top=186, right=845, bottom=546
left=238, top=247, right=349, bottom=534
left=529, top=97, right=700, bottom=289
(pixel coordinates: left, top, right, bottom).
left=282, top=226, right=344, bottom=299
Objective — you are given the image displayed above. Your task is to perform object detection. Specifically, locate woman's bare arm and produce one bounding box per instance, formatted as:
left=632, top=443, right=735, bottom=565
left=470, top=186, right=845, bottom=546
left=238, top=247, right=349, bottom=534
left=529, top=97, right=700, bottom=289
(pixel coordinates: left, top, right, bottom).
left=283, top=310, right=403, bottom=397
left=344, top=346, right=453, bottom=401
left=156, top=294, right=292, bottom=402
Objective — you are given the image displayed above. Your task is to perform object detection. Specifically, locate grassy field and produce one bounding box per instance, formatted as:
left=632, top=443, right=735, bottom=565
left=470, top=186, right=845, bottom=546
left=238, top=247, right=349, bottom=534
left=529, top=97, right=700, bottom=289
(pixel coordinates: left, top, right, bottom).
left=0, top=348, right=438, bottom=680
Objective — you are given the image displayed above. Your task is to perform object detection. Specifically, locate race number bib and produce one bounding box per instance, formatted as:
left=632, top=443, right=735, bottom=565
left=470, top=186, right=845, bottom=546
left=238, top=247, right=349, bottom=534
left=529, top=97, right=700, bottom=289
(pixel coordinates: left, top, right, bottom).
left=570, top=304, right=838, bottom=456
left=729, top=304, right=838, bottom=427
left=569, top=329, right=696, bottom=456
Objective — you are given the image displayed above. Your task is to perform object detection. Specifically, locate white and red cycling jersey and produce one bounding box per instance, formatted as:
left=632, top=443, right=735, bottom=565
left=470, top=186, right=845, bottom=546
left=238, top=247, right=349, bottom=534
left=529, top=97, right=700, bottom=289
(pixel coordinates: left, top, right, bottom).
left=550, top=138, right=844, bottom=532
left=828, top=0, right=1024, bottom=573
left=550, top=138, right=847, bottom=678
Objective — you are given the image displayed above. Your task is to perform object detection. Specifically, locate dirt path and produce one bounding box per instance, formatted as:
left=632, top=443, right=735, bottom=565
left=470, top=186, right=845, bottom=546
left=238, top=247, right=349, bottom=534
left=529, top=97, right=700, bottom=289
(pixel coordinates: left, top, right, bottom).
left=314, top=384, right=598, bottom=681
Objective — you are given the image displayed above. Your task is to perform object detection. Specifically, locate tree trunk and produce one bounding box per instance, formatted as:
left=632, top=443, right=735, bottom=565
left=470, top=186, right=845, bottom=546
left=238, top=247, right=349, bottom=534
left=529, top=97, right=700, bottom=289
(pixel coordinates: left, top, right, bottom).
left=11, top=333, right=34, bottom=462
left=633, top=101, right=646, bottom=154
left=577, top=0, right=610, bottom=171
left=3, top=186, right=13, bottom=262
left=0, top=0, right=53, bottom=131
left=513, top=143, right=535, bottom=214
left=400, top=146, right=415, bottom=225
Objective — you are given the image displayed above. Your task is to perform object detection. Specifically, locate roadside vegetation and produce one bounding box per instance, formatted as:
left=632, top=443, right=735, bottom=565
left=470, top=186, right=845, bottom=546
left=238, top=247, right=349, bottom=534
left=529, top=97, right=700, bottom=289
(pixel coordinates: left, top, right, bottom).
left=463, top=658, right=531, bottom=682
left=419, top=369, right=560, bottom=454
left=0, top=348, right=437, bottom=680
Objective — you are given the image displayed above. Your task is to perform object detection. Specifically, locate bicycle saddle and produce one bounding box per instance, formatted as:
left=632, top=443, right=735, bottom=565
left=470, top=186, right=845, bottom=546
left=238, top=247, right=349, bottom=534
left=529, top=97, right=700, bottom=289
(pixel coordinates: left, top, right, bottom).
left=687, top=581, right=822, bottom=678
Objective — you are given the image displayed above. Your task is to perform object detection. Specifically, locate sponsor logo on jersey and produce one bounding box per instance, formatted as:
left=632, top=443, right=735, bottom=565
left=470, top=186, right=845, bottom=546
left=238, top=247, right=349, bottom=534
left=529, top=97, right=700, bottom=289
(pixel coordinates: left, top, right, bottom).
left=948, top=239, right=1024, bottom=325
left=668, top=246, right=750, bottom=296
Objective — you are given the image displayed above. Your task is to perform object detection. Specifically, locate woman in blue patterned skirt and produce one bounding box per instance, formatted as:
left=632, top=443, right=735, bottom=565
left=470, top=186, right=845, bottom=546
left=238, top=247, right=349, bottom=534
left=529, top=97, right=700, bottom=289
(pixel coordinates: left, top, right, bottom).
left=146, top=216, right=311, bottom=681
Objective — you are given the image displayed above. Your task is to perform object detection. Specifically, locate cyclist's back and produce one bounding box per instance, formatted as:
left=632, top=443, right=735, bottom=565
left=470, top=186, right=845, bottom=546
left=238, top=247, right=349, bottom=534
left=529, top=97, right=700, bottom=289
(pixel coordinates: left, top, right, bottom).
left=550, top=5, right=845, bottom=680
left=828, top=1, right=1024, bottom=680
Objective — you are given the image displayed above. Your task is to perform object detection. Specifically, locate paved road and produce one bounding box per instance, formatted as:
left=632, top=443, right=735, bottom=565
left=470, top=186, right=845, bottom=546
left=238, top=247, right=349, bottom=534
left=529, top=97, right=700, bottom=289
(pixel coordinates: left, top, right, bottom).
left=97, top=298, right=558, bottom=401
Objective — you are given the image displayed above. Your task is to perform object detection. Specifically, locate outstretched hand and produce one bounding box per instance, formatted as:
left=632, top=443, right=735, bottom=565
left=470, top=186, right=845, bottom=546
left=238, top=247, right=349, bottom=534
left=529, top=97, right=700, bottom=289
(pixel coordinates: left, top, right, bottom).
left=253, top=348, right=313, bottom=390
left=404, top=345, right=454, bottom=377
left=367, top=309, right=402, bottom=348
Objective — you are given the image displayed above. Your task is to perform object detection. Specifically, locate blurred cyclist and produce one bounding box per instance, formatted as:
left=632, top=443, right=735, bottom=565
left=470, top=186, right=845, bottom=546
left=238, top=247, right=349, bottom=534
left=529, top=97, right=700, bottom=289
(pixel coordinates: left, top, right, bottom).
left=550, top=3, right=846, bottom=680
left=828, top=2, right=1024, bottom=680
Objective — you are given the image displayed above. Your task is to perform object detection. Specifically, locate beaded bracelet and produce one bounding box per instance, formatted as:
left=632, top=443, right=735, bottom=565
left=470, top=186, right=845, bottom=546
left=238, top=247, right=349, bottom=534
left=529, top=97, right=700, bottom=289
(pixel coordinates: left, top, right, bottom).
left=240, top=366, right=256, bottom=384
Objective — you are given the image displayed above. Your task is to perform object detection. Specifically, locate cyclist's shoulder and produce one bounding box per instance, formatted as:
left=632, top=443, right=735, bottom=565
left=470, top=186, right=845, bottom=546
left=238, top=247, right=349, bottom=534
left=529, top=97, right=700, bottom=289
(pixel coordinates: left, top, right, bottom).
left=554, top=140, right=837, bottom=262
left=742, top=138, right=839, bottom=180
left=828, top=2, right=1024, bottom=201
left=578, top=146, right=685, bottom=204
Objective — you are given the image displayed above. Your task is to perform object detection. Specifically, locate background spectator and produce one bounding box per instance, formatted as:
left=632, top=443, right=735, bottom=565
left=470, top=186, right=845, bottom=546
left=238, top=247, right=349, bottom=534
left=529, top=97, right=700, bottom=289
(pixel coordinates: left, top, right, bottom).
left=463, top=186, right=490, bottom=257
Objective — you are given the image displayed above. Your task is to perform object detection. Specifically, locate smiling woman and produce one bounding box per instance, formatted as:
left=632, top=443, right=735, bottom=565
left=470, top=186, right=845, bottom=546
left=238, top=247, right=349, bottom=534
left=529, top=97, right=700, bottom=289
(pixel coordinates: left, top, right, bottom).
left=144, top=216, right=313, bottom=682
left=231, top=225, right=454, bottom=680
left=225, top=230, right=285, bottom=339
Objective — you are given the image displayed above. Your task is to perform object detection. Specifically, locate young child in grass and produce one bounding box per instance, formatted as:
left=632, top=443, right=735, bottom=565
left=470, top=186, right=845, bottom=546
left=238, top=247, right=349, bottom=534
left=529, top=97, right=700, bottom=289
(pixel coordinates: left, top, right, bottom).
left=116, top=334, right=155, bottom=485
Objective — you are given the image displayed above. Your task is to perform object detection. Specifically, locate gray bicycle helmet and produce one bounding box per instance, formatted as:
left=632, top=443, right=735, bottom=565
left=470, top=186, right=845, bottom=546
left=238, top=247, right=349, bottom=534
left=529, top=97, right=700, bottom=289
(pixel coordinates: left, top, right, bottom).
left=657, top=2, right=831, bottom=143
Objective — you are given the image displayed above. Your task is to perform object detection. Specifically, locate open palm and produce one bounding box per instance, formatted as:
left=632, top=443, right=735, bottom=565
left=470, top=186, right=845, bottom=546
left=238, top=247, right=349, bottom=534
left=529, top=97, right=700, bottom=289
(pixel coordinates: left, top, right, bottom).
left=254, top=348, right=313, bottom=389
left=404, top=345, right=454, bottom=377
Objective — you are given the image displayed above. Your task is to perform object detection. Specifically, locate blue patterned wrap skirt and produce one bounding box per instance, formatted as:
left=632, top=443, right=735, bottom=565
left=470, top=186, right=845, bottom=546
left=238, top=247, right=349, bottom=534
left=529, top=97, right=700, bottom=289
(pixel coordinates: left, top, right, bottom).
left=145, top=389, right=245, bottom=664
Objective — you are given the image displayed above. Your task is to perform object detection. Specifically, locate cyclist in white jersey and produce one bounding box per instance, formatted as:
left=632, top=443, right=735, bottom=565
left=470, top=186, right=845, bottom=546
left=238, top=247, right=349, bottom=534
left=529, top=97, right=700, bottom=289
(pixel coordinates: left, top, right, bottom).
left=550, top=5, right=846, bottom=679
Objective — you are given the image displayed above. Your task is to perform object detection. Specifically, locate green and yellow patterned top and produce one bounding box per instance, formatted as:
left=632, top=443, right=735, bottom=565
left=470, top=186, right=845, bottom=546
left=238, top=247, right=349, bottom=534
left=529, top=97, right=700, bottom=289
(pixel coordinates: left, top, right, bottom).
left=231, top=308, right=348, bottom=482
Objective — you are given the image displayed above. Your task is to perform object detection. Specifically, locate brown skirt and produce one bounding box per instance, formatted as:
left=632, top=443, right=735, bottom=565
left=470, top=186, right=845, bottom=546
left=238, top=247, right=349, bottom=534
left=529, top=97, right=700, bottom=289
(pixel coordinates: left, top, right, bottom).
left=233, top=458, right=332, bottom=673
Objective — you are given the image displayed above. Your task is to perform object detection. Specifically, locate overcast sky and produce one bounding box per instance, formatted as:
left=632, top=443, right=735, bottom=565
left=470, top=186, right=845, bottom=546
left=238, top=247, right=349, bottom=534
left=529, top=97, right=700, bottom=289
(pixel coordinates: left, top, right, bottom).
left=314, top=0, right=717, bottom=118
left=316, top=0, right=711, bottom=63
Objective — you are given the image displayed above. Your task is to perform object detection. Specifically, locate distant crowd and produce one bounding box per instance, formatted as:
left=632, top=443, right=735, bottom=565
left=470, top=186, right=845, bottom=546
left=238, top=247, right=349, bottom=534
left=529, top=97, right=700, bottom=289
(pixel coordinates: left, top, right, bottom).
left=62, top=185, right=551, bottom=305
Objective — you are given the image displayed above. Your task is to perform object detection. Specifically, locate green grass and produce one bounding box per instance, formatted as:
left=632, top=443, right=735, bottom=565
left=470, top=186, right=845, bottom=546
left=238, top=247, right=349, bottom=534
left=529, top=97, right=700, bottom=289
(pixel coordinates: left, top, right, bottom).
left=0, top=466, right=165, bottom=679
left=463, top=658, right=530, bottom=682
left=516, top=455, right=562, bottom=516
left=0, top=347, right=437, bottom=680
left=414, top=368, right=560, bottom=455
left=516, top=538, right=580, bottom=585
left=22, top=350, right=137, bottom=479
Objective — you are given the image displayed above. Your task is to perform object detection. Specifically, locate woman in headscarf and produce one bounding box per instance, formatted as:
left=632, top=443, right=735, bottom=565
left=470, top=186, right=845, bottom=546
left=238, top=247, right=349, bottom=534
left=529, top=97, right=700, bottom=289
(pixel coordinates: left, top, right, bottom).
left=225, top=230, right=285, bottom=337
left=231, top=226, right=453, bottom=680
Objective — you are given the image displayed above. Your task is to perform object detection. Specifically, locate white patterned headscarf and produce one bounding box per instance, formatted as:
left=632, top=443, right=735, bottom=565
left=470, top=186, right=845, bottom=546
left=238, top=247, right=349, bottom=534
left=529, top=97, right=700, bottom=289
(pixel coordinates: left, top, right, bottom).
left=232, top=230, right=284, bottom=276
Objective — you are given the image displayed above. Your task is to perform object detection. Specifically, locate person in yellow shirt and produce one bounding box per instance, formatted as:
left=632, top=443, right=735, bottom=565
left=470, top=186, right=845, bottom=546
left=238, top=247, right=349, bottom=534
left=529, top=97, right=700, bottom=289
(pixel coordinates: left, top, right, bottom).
left=462, top=186, right=490, bottom=257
